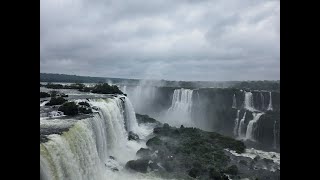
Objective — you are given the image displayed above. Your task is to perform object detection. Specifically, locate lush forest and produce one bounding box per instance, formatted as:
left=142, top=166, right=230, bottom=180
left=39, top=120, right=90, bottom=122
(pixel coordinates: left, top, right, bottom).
left=40, top=73, right=279, bottom=91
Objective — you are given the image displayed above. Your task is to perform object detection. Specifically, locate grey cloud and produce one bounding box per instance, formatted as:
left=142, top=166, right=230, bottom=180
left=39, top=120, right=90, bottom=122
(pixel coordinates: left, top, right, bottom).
left=41, top=0, right=279, bottom=81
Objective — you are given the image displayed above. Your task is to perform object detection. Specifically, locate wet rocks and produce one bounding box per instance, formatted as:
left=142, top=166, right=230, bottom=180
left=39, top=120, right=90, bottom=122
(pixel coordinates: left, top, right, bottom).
left=136, top=148, right=152, bottom=157
left=128, top=131, right=139, bottom=141
left=125, top=159, right=149, bottom=173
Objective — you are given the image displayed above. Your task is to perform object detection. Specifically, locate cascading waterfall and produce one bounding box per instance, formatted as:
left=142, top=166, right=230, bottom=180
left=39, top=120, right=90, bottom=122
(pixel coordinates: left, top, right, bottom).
left=238, top=111, right=247, bottom=138
left=232, top=94, right=237, bottom=108
left=40, top=97, right=147, bottom=180
left=244, top=92, right=255, bottom=111
left=197, top=91, right=200, bottom=104
left=260, top=92, right=265, bottom=110
left=165, top=88, right=194, bottom=127
left=127, top=85, right=157, bottom=114
left=233, top=110, right=240, bottom=136
left=245, top=113, right=264, bottom=141
left=122, top=86, right=127, bottom=94
left=267, top=92, right=273, bottom=111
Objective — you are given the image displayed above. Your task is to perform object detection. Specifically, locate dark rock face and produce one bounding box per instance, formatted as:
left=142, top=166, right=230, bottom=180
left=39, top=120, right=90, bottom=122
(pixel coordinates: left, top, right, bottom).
left=255, top=110, right=280, bottom=150
left=109, top=156, right=116, bottom=160
left=125, top=159, right=149, bottom=173
left=135, top=114, right=160, bottom=125
left=128, top=131, right=139, bottom=141
left=136, top=148, right=152, bottom=157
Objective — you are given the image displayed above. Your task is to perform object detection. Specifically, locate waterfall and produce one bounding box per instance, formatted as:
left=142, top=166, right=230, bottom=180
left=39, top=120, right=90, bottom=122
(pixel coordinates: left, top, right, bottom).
left=260, top=92, right=265, bottom=110
left=245, top=113, right=264, bottom=141
left=123, top=86, right=127, bottom=94
left=165, top=88, right=194, bottom=127
left=197, top=91, right=200, bottom=104
left=244, top=92, right=255, bottom=111
left=267, top=92, right=273, bottom=111
left=40, top=97, right=146, bottom=180
left=127, top=85, right=157, bottom=114
left=233, top=110, right=240, bottom=137
left=232, top=94, right=237, bottom=108
left=238, top=111, right=247, bottom=138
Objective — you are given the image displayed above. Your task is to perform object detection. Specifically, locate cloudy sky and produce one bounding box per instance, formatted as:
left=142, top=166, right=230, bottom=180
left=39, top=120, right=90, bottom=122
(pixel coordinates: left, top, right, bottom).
left=40, top=0, right=279, bottom=81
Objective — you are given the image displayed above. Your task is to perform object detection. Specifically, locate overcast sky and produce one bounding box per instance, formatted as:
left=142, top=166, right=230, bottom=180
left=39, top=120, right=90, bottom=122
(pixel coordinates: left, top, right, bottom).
left=40, top=0, right=279, bottom=81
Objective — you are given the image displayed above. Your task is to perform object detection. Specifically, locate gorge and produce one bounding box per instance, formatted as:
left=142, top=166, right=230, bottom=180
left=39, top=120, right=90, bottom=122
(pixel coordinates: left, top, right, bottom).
left=40, top=80, right=280, bottom=180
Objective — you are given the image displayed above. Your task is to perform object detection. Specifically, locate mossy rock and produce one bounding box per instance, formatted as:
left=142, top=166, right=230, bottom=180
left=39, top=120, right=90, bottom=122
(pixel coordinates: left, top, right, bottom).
left=125, top=159, right=149, bottom=173
left=136, top=148, right=152, bottom=157
left=58, top=102, right=78, bottom=116
left=128, top=131, right=140, bottom=141
left=146, top=137, right=162, bottom=146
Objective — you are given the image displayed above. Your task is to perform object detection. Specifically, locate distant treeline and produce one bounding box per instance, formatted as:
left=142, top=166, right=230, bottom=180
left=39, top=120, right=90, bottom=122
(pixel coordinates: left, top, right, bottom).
left=233, top=81, right=280, bottom=91
left=40, top=73, right=139, bottom=84
left=40, top=73, right=279, bottom=91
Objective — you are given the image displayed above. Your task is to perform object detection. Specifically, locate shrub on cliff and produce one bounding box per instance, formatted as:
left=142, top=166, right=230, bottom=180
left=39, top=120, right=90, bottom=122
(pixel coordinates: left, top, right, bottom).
left=45, top=83, right=64, bottom=89
left=40, top=92, right=50, bottom=98
left=65, top=83, right=85, bottom=90
left=146, top=137, right=162, bottom=146
left=135, top=114, right=159, bottom=124
left=78, top=101, right=90, bottom=107
left=58, top=102, right=79, bottom=116
left=91, top=83, right=123, bottom=94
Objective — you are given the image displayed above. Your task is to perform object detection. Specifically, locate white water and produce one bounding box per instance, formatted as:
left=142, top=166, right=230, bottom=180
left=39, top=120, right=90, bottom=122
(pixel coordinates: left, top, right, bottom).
left=121, top=85, right=157, bottom=115
left=244, top=92, right=255, bottom=111
left=225, top=148, right=280, bottom=166
left=267, top=92, right=273, bottom=111
left=122, top=86, right=127, bottom=94
left=245, top=113, right=264, bottom=141
left=40, top=100, right=49, bottom=107
left=238, top=111, right=247, bottom=138
left=232, top=94, right=237, bottom=108
left=233, top=110, right=240, bottom=136
left=260, top=92, right=265, bottom=110
left=40, top=97, right=159, bottom=180
left=164, top=88, right=194, bottom=127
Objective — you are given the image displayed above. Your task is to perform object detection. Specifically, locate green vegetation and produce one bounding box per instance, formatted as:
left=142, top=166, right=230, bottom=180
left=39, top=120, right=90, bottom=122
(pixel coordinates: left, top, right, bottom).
left=135, top=114, right=160, bottom=124
left=40, top=92, right=50, bottom=98
left=58, top=102, right=79, bottom=116
left=78, top=101, right=90, bottom=107
left=91, top=83, right=123, bottom=94
left=233, top=81, right=280, bottom=91
left=46, top=83, right=64, bottom=89
left=40, top=73, right=139, bottom=84
left=57, top=101, right=93, bottom=116
left=43, top=82, right=123, bottom=95
left=45, top=97, right=67, bottom=106
left=64, top=83, right=85, bottom=90
left=126, top=123, right=245, bottom=179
